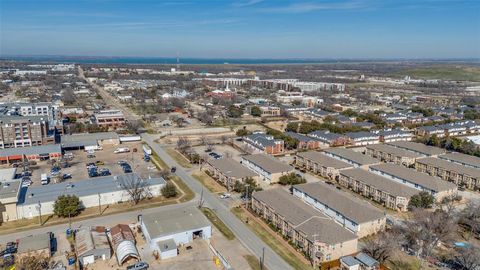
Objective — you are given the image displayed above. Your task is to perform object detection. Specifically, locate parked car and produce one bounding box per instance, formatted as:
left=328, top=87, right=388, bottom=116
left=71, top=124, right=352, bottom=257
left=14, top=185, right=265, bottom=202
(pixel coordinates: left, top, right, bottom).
left=220, top=193, right=231, bottom=199
left=95, top=161, right=105, bottom=166
left=63, top=174, right=72, bottom=180
left=99, top=168, right=111, bottom=176
left=87, top=154, right=96, bottom=158
left=126, top=262, right=149, bottom=270
left=170, top=166, right=177, bottom=173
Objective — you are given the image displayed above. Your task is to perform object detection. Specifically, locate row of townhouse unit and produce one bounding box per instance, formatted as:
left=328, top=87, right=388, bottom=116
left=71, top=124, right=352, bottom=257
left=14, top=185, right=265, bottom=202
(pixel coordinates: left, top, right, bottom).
left=416, top=120, right=480, bottom=138
left=242, top=132, right=285, bottom=155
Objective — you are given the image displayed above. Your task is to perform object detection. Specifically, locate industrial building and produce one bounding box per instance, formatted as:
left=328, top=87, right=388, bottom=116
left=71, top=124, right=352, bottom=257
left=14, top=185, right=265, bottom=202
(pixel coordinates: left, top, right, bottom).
left=292, top=182, right=386, bottom=238
left=61, top=132, right=120, bottom=150
left=241, top=154, right=294, bottom=183
left=0, top=144, right=62, bottom=164
left=110, top=224, right=140, bottom=265
left=16, top=233, right=52, bottom=260
left=76, top=226, right=112, bottom=266
left=140, top=206, right=211, bottom=260
left=252, top=188, right=358, bottom=264
left=16, top=174, right=165, bottom=220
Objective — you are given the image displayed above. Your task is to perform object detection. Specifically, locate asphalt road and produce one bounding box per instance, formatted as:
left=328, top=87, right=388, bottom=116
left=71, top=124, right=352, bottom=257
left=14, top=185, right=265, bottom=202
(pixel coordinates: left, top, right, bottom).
left=142, top=134, right=294, bottom=270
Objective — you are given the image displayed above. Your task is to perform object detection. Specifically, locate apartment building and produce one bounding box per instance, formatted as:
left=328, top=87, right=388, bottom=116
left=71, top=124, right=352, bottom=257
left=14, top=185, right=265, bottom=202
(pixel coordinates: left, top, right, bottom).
left=308, top=130, right=348, bottom=146
left=0, top=116, right=53, bottom=148
left=259, top=106, right=281, bottom=117
left=415, top=157, right=480, bottom=191
left=293, top=182, right=386, bottom=238
left=438, top=152, right=480, bottom=169
left=338, top=168, right=419, bottom=212
left=345, top=132, right=380, bottom=146
left=416, top=126, right=446, bottom=137
left=386, top=141, right=446, bottom=157
left=295, top=151, right=352, bottom=180
left=369, top=163, right=457, bottom=201
left=205, top=158, right=258, bottom=188
left=376, top=129, right=414, bottom=143
left=323, top=148, right=380, bottom=168
left=285, top=132, right=322, bottom=150
left=241, top=154, right=293, bottom=183
left=365, top=144, right=422, bottom=167
left=252, top=188, right=358, bottom=263
left=92, top=110, right=126, bottom=129
left=243, top=133, right=285, bottom=155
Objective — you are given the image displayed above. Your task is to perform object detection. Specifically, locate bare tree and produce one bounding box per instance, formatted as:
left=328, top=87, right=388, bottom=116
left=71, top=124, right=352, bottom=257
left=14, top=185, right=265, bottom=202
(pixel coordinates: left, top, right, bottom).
left=176, top=137, right=191, bottom=152
left=16, top=253, right=52, bottom=270
left=200, top=136, right=209, bottom=146
left=362, top=231, right=399, bottom=263
left=454, top=245, right=480, bottom=270
left=158, top=169, right=171, bottom=180
left=459, top=200, right=480, bottom=240
left=220, top=135, right=229, bottom=145
left=120, top=174, right=150, bottom=205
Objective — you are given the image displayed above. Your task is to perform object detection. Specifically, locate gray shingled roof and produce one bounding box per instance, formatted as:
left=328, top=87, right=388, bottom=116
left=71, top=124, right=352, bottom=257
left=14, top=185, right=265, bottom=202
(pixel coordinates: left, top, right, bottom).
left=285, top=132, right=319, bottom=143
left=438, top=153, right=480, bottom=169
left=323, top=148, right=380, bottom=166
left=294, top=182, right=385, bottom=224
left=242, top=154, right=293, bottom=173
left=253, top=188, right=357, bottom=244
left=296, top=151, right=353, bottom=169
left=369, top=163, right=457, bottom=192
left=340, top=168, right=419, bottom=198
left=416, top=157, right=480, bottom=178
left=386, top=141, right=446, bottom=156
left=207, top=158, right=258, bottom=179
left=366, top=144, right=422, bottom=159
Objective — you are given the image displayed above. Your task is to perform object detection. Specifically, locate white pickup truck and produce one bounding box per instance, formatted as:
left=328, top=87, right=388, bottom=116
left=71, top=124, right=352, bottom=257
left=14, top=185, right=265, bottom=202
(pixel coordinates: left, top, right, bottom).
left=114, top=147, right=130, bottom=154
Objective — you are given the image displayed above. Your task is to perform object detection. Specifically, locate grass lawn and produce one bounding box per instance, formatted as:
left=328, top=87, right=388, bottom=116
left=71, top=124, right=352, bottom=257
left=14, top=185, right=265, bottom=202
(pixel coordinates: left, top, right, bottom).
left=151, top=151, right=169, bottom=170
left=192, top=170, right=226, bottom=193
left=166, top=148, right=192, bottom=168
left=170, top=175, right=195, bottom=203
left=391, top=65, right=480, bottom=81
left=200, top=207, right=236, bottom=240
left=243, top=255, right=263, bottom=270
left=231, top=206, right=313, bottom=270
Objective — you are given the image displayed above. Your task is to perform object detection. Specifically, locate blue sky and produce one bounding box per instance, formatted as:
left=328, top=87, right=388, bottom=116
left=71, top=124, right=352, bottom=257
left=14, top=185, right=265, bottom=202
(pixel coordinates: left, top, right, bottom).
left=1, top=0, right=479, bottom=58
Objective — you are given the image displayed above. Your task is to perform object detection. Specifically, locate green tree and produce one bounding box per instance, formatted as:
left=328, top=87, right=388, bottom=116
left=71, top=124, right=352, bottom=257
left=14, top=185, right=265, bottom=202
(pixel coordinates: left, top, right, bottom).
left=53, top=195, right=82, bottom=218
left=227, top=105, right=243, bottom=118
left=250, top=106, right=262, bottom=117
left=161, top=182, right=178, bottom=198
left=285, top=122, right=299, bottom=132
left=236, top=128, right=251, bottom=137
left=278, top=173, right=306, bottom=186
left=233, top=178, right=261, bottom=198
left=341, top=109, right=358, bottom=117
left=408, top=191, right=435, bottom=209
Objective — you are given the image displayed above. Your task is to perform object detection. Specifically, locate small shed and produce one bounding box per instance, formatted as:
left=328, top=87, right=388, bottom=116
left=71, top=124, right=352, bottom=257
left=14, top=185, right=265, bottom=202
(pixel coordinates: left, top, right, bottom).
left=17, top=233, right=51, bottom=259
left=110, top=224, right=140, bottom=265
left=76, top=226, right=111, bottom=266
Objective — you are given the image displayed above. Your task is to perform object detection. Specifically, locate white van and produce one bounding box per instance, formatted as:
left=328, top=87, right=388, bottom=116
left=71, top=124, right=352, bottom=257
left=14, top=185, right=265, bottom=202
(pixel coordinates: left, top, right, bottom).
left=41, top=174, right=49, bottom=185
left=114, top=147, right=130, bottom=154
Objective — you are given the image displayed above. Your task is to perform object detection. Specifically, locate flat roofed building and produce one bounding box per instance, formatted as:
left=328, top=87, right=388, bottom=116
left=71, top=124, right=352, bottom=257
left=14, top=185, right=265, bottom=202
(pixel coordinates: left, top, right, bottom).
left=140, top=206, right=211, bottom=258
left=61, top=132, right=120, bottom=149
left=438, top=152, right=480, bottom=169
left=205, top=158, right=258, bottom=187
left=369, top=163, right=457, bottom=201
left=323, top=148, right=380, bottom=168
left=339, top=168, right=419, bottom=212
left=0, top=144, right=62, bottom=164
left=295, top=151, right=353, bottom=180
left=17, top=233, right=51, bottom=259
left=252, top=188, right=357, bottom=263
left=93, top=110, right=125, bottom=129
left=0, top=180, right=21, bottom=222
left=0, top=115, right=53, bottom=148
left=415, top=157, right=480, bottom=191
left=365, top=144, right=422, bottom=167
left=16, top=174, right=165, bottom=220
left=293, top=182, right=385, bottom=238
left=386, top=141, right=446, bottom=157
left=241, top=154, right=294, bottom=183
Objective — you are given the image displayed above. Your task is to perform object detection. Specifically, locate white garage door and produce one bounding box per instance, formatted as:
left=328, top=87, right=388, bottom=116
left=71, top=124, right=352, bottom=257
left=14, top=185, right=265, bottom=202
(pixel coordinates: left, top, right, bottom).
left=83, top=255, right=95, bottom=265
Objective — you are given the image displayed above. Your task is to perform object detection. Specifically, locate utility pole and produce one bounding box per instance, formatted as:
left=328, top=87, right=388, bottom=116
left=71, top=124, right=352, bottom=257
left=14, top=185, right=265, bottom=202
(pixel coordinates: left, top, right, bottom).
left=245, top=184, right=250, bottom=210
left=37, top=201, right=42, bottom=225
left=98, top=193, right=101, bottom=215
left=260, top=247, right=265, bottom=270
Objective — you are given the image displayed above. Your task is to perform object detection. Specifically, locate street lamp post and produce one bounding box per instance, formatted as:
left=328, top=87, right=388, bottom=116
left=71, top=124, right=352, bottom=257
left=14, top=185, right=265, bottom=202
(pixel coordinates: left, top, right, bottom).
left=36, top=201, right=42, bottom=225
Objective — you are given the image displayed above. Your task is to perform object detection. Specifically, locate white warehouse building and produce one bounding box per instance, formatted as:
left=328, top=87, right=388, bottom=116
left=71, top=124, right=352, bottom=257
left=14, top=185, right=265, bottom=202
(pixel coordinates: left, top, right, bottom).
left=16, top=174, right=165, bottom=220
left=140, top=206, right=212, bottom=260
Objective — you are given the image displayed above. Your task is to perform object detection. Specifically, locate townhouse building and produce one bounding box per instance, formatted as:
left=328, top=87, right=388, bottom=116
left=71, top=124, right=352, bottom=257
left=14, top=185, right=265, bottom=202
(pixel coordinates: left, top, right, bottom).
left=241, top=154, right=293, bottom=183
left=345, top=132, right=380, bottom=146
left=243, top=133, right=285, bottom=155
left=295, top=151, right=353, bottom=180
left=205, top=158, right=259, bottom=189
left=308, top=130, right=348, bottom=147
left=365, top=144, right=422, bottom=167
left=323, top=148, right=381, bottom=168
left=375, top=129, right=414, bottom=143
left=293, top=182, right=386, bottom=238
left=438, top=152, right=480, bottom=169
left=415, top=157, right=480, bottom=191
left=338, top=168, right=419, bottom=212
left=252, top=188, right=358, bottom=264
left=386, top=141, right=446, bottom=157
left=369, top=163, right=457, bottom=201
left=285, top=132, right=322, bottom=150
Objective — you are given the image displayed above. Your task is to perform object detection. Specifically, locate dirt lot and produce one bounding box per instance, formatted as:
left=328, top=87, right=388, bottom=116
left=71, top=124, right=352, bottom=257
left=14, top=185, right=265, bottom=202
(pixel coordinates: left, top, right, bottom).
left=1, top=142, right=158, bottom=187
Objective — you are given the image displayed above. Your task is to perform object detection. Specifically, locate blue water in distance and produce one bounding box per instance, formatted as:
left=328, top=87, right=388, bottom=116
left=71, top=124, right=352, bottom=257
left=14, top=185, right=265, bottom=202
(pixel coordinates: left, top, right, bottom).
left=1, top=56, right=395, bottom=65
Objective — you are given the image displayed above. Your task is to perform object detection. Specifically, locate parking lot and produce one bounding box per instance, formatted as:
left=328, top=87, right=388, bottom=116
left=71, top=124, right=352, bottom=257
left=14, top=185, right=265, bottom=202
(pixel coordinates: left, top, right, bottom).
left=192, top=144, right=245, bottom=162
left=0, top=141, right=158, bottom=187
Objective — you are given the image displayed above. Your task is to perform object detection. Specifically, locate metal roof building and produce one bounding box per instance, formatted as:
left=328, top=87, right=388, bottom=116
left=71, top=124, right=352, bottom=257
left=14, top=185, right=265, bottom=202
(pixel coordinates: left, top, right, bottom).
left=110, top=224, right=139, bottom=265
left=76, top=226, right=111, bottom=266
left=61, top=132, right=120, bottom=149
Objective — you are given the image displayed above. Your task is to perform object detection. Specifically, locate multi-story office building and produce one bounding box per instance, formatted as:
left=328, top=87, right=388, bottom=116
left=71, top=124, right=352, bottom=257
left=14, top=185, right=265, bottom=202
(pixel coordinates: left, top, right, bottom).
left=92, top=110, right=126, bottom=129
left=0, top=116, right=53, bottom=148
